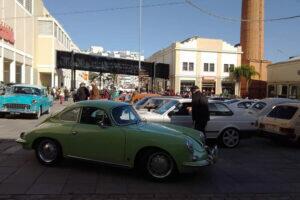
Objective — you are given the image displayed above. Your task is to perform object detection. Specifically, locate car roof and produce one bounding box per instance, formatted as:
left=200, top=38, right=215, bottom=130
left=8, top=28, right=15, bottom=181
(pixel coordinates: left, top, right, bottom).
left=13, top=84, right=45, bottom=90
left=74, top=100, right=129, bottom=110
left=273, top=102, right=300, bottom=108
left=256, top=98, right=297, bottom=104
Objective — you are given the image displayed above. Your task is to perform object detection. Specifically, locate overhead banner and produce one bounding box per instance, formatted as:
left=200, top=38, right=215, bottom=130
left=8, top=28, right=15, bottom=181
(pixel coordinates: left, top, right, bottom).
left=56, top=51, right=169, bottom=79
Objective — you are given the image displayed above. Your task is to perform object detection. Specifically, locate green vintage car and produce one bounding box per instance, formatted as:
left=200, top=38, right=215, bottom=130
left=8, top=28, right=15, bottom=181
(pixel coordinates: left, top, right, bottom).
left=16, top=100, right=217, bottom=180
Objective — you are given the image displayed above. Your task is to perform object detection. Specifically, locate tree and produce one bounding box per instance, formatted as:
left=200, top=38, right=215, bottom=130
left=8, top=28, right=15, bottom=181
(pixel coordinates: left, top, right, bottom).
left=229, top=65, right=259, bottom=97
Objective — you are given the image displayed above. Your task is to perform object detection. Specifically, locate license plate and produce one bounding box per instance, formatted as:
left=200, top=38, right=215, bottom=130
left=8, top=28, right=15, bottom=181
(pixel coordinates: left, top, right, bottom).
left=10, top=112, right=20, bottom=115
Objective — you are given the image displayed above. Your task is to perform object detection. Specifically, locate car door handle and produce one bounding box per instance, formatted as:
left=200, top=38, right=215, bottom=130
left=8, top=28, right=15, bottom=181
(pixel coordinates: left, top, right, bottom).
left=71, top=131, right=78, bottom=135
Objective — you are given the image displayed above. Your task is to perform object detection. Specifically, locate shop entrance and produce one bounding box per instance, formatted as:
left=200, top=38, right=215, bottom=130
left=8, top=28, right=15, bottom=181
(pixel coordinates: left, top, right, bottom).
left=202, top=81, right=215, bottom=95
left=3, top=59, right=12, bottom=84
left=180, top=80, right=195, bottom=93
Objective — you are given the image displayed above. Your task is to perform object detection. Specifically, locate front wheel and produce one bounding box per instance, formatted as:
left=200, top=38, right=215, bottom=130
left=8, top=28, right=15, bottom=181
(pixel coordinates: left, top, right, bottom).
left=140, top=150, right=177, bottom=181
left=220, top=128, right=240, bottom=148
left=35, top=139, right=62, bottom=166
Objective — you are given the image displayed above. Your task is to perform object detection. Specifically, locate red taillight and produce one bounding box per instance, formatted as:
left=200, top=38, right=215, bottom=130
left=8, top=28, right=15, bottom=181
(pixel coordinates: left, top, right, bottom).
left=279, top=127, right=295, bottom=134
left=259, top=123, right=265, bottom=129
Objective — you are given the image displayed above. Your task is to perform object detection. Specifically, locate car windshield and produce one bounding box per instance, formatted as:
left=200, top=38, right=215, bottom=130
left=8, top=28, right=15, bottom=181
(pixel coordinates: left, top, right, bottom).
left=153, top=100, right=178, bottom=115
left=250, top=101, right=267, bottom=111
left=135, top=97, right=151, bottom=107
left=112, top=105, right=141, bottom=125
left=10, top=86, right=41, bottom=95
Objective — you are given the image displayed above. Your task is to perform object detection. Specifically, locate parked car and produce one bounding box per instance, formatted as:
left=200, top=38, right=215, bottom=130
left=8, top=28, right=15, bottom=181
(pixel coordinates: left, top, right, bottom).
left=16, top=100, right=217, bottom=181
left=227, top=100, right=256, bottom=111
left=0, top=84, right=53, bottom=119
left=134, top=96, right=181, bottom=111
left=248, top=98, right=298, bottom=118
left=258, top=103, right=300, bottom=143
left=131, top=93, right=159, bottom=103
left=138, top=98, right=257, bottom=148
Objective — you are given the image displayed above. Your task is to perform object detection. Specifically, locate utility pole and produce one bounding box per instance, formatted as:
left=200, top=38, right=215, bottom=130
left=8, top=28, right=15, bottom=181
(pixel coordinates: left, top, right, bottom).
left=138, top=0, right=142, bottom=92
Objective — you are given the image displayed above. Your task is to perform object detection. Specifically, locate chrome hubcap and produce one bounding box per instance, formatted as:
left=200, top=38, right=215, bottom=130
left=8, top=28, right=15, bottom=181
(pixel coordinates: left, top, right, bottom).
left=38, top=141, right=57, bottom=163
left=147, top=153, right=173, bottom=179
left=223, top=129, right=239, bottom=147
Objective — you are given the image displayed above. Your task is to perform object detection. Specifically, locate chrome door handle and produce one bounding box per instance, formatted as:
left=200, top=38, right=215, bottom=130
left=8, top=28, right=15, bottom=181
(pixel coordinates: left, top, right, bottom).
left=71, top=131, right=78, bottom=135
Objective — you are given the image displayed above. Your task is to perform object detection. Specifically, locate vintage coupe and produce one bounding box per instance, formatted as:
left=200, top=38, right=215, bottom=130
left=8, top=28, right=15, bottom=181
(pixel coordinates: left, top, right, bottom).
left=16, top=100, right=217, bottom=181
left=0, top=84, right=53, bottom=119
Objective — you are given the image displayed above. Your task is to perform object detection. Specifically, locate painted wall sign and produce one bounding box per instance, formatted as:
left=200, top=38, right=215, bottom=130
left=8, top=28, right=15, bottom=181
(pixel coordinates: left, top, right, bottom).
left=0, top=22, right=15, bottom=44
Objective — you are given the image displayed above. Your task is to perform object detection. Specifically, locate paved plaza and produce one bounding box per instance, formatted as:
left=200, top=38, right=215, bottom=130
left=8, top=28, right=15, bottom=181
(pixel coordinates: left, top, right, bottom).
left=0, top=101, right=300, bottom=199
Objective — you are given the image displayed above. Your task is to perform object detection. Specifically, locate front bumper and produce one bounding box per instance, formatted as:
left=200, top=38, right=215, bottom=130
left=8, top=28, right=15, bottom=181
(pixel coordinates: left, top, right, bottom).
left=15, top=132, right=31, bottom=149
left=0, top=108, right=37, bottom=115
left=182, top=145, right=218, bottom=172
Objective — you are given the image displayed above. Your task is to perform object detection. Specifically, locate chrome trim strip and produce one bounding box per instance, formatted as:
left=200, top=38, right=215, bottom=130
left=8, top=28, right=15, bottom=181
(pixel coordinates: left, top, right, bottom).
left=66, top=155, right=131, bottom=168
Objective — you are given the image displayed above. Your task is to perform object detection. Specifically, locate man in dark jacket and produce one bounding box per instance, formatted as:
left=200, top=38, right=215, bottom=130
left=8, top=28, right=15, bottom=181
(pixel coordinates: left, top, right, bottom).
left=191, top=86, right=210, bottom=134
left=76, top=83, right=90, bottom=101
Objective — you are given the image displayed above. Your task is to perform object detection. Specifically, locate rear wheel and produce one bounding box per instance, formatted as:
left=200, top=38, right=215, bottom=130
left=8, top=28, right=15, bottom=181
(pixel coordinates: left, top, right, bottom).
left=35, top=139, right=62, bottom=166
left=220, top=128, right=240, bottom=148
left=139, top=150, right=177, bottom=181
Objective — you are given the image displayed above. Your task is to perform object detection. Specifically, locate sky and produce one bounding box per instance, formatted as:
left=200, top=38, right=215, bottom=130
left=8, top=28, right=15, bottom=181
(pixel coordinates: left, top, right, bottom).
left=43, top=0, right=300, bottom=63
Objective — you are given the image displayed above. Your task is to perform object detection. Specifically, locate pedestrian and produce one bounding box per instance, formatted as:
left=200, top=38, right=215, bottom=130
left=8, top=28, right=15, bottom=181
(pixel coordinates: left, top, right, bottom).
left=64, top=87, right=70, bottom=102
left=191, top=86, right=210, bottom=135
left=90, top=83, right=100, bottom=100
left=76, top=82, right=90, bottom=101
left=58, top=88, right=64, bottom=104
left=130, top=87, right=139, bottom=104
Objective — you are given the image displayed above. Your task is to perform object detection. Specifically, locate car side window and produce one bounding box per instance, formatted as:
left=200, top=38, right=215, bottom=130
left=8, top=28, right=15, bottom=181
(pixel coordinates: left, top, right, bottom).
left=60, top=107, right=81, bottom=122
left=237, top=102, right=246, bottom=109
left=173, top=103, right=192, bottom=116
left=80, top=107, right=111, bottom=126
left=209, top=103, right=233, bottom=116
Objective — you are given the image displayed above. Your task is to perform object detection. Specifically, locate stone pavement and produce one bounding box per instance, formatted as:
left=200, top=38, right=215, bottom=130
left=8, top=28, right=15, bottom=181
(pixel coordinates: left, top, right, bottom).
left=0, top=138, right=299, bottom=199
left=0, top=100, right=300, bottom=199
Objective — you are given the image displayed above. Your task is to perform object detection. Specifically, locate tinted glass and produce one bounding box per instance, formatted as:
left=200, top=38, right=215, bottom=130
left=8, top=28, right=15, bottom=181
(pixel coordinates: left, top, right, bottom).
left=153, top=100, right=177, bottom=115
left=80, top=107, right=110, bottom=125
left=112, top=106, right=140, bottom=125
left=267, top=106, right=298, bottom=120
left=135, top=97, right=150, bottom=106
left=12, top=86, right=41, bottom=95
left=209, top=103, right=233, bottom=116
left=252, top=102, right=267, bottom=110
left=173, top=102, right=192, bottom=116
left=60, top=108, right=80, bottom=122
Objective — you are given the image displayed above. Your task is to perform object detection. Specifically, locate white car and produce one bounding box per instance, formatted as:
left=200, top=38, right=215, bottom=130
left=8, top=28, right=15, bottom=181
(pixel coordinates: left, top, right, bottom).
left=258, top=103, right=300, bottom=143
left=227, top=100, right=256, bottom=112
left=138, top=98, right=257, bottom=148
left=248, top=98, right=298, bottom=118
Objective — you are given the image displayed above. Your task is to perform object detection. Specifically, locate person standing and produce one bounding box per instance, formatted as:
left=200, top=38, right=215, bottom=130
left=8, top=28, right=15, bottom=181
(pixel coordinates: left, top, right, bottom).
left=58, top=88, right=64, bottom=104
left=191, top=86, right=210, bottom=135
left=64, top=87, right=70, bottom=102
left=90, top=83, right=100, bottom=100
left=76, top=83, right=90, bottom=101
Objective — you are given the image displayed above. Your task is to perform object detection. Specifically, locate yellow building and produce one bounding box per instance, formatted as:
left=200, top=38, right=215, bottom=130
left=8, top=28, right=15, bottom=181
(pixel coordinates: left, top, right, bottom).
left=0, top=0, right=34, bottom=84
left=0, top=0, right=85, bottom=88
left=267, top=57, right=300, bottom=99
left=147, top=37, right=242, bottom=95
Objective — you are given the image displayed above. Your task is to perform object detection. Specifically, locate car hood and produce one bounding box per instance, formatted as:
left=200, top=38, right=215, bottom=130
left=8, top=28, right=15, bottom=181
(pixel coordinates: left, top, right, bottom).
left=134, top=122, right=205, bottom=144
left=0, top=94, right=39, bottom=104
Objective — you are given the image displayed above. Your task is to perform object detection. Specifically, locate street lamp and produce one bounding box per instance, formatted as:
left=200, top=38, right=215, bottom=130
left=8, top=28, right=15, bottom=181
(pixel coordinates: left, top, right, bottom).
left=138, top=0, right=142, bottom=92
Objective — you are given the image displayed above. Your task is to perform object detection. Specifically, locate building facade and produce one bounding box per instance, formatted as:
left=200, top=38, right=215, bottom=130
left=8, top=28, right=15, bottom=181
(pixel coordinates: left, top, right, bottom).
left=0, top=0, right=34, bottom=85
left=0, top=0, right=85, bottom=89
left=267, top=56, right=300, bottom=99
left=147, top=37, right=242, bottom=95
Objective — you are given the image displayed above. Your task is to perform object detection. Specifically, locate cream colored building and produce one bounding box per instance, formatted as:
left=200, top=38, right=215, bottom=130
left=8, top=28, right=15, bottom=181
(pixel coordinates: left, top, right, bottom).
left=0, top=0, right=85, bottom=88
left=0, top=0, right=34, bottom=85
left=267, top=56, right=300, bottom=99
left=147, top=37, right=242, bottom=95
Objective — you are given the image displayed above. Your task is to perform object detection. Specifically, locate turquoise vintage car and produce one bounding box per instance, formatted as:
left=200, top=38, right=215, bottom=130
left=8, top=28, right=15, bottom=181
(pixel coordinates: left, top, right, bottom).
left=0, top=84, right=53, bottom=119
left=16, top=100, right=217, bottom=181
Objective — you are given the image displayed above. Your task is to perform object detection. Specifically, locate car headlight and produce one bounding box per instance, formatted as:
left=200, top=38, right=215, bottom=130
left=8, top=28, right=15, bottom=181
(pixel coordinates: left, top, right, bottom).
left=186, top=140, right=194, bottom=154
left=32, top=100, right=37, bottom=104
